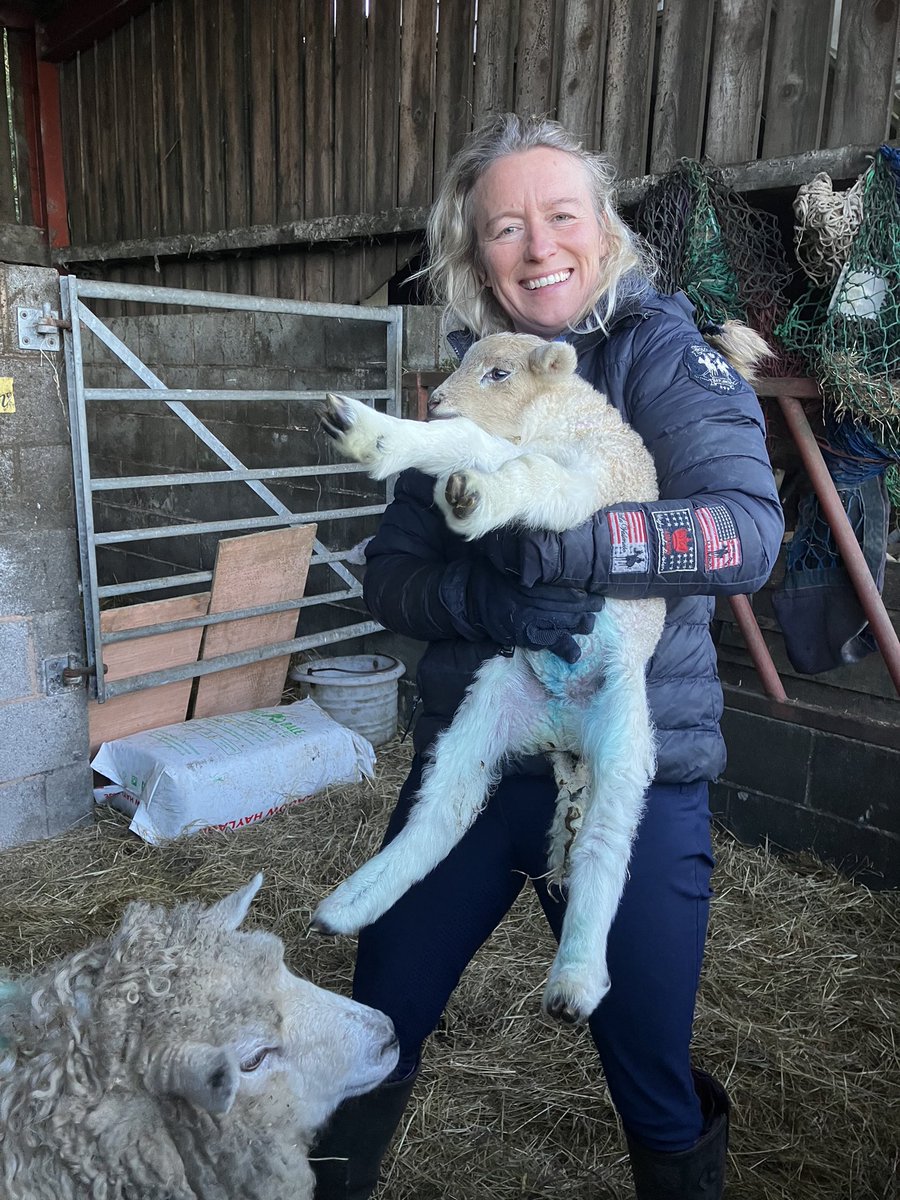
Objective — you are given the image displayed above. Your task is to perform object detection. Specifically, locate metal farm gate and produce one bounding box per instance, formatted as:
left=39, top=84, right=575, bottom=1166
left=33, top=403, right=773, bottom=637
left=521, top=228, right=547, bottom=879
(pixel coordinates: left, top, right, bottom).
left=60, top=275, right=402, bottom=705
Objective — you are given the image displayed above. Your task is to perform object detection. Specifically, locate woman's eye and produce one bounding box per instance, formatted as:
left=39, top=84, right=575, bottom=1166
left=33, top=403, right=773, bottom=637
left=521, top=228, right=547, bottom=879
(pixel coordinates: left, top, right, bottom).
left=483, top=368, right=510, bottom=383
left=240, top=1046, right=275, bottom=1073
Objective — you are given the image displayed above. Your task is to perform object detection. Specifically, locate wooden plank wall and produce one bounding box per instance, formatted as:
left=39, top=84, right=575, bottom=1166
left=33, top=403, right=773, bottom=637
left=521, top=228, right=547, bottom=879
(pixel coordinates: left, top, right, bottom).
left=55, top=0, right=900, bottom=304
left=0, top=29, right=35, bottom=226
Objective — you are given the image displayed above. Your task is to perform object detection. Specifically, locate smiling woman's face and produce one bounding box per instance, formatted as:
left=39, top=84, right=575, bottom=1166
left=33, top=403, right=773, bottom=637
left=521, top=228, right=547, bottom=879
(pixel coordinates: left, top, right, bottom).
left=472, top=146, right=605, bottom=338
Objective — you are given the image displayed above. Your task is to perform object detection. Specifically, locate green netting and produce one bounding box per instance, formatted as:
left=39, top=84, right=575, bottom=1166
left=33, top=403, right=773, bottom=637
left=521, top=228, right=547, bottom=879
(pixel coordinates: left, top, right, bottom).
left=634, top=159, right=798, bottom=375
left=778, top=151, right=900, bottom=453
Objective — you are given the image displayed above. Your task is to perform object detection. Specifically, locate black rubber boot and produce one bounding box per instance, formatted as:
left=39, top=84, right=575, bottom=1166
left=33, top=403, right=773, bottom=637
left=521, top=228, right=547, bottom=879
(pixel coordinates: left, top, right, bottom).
left=310, top=1066, right=418, bottom=1200
left=625, top=1069, right=730, bottom=1199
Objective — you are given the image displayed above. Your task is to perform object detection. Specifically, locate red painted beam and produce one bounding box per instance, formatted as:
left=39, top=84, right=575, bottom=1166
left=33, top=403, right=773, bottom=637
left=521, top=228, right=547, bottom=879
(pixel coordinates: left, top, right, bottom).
left=776, top=390, right=900, bottom=696
left=37, top=59, right=68, bottom=247
left=727, top=594, right=788, bottom=703
left=38, top=0, right=157, bottom=61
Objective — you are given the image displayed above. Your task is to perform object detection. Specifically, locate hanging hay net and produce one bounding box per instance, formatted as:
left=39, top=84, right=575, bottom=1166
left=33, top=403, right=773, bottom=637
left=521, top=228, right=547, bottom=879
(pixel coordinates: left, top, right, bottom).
left=633, top=159, right=798, bottom=376
left=778, top=148, right=900, bottom=452
left=1, top=738, right=898, bottom=1199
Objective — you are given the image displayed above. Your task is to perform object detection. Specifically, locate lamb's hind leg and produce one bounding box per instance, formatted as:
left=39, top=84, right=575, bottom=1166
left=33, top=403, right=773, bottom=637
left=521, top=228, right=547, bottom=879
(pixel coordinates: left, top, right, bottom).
left=543, top=661, right=656, bottom=1024
left=312, top=654, right=536, bottom=936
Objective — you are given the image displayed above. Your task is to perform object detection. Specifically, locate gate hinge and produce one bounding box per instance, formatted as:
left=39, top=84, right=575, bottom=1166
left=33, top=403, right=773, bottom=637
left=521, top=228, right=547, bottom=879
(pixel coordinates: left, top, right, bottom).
left=17, top=302, right=71, bottom=351
left=42, top=654, right=105, bottom=695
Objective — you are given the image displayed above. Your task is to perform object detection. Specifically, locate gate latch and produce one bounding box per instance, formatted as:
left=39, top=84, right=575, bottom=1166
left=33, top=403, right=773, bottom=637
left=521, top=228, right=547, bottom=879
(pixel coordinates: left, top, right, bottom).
left=17, top=302, right=70, bottom=352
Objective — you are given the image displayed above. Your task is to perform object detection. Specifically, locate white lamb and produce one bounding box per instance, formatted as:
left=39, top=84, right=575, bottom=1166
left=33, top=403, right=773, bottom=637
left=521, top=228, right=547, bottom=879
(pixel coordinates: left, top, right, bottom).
left=0, top=874, right=398, bottom=1200
left=313, top=332, right=665, bottom=1026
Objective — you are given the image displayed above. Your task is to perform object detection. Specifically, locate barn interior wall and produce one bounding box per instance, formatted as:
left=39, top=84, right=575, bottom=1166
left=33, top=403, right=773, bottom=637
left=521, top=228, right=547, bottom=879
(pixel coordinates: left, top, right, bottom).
left=0, top=262, right=92, bottom=849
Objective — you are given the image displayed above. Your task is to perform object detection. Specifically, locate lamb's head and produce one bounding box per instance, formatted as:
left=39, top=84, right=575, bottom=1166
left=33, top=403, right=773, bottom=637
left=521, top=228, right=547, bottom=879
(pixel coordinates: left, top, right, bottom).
left=428, top=332, right=580, bottom=438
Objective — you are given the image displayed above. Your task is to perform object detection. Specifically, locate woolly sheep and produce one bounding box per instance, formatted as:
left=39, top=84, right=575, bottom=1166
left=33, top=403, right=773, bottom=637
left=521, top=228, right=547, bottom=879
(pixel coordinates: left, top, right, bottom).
left=0, top=874, right=399, bottom=1200
left=313, top=332, right=666, bottom=1025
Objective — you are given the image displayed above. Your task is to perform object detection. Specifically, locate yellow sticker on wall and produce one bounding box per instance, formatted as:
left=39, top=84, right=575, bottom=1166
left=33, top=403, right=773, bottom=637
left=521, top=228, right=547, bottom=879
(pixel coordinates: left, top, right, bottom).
left=0, top=378, right=14, bottom=414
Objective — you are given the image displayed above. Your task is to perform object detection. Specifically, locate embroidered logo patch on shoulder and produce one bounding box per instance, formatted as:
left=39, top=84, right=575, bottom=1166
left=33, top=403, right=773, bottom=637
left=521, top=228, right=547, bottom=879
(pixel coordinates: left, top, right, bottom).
left=607, top=510, right=650, bottom=573
left=651, top=508, right=697, bottom=573
left=695, top=504, right=742, bottom=570
left=683, top=342, right=743, bottom=394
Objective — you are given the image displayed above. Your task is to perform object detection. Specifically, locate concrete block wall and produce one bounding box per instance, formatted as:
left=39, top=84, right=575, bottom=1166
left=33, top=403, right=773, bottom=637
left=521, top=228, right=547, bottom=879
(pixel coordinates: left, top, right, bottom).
left=0, top=263, right=92, bottom=849
left=710, top=706, right=900, bottom=889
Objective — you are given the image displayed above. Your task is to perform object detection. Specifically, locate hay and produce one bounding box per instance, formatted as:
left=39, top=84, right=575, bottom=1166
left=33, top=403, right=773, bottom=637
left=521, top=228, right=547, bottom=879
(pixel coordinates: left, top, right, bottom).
left=1, top=738, right=897, bottom=1199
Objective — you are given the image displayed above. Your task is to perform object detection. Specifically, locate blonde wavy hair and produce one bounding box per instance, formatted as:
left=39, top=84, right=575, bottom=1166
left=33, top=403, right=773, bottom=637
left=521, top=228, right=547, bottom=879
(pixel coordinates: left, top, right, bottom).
left=423, top=113, right=655, bottom=340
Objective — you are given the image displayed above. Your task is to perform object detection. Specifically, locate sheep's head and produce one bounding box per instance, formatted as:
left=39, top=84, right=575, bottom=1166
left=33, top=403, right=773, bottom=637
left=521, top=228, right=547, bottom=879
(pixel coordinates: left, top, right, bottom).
left=118, top=876, right=399, bottom=1132
left=428, top=332, right=579, bottom=439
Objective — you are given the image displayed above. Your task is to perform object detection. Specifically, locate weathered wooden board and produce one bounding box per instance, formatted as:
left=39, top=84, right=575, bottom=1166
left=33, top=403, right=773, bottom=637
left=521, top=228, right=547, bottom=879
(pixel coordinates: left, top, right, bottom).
left=601, top=0, right=657, bottom=178
left=472, top=0, right=518, bottom=123
left=274, top=0, right=304, bottom=299
left=556, top=0, right=609, bottom=147
left=362, top=0, right=403, bottom=301
left=650, top=0, right=715, bottom=174
left=398, top=0, right=437, bottom=209
left=762, top=0, right=833, bottom=159
left=191, top=524, right=316, bottom=720
left=302, top=0, right=335, bottom=301
left=249, top=2, right=278, bottom=298
left=514, top=0, right=557, bottom=118
left=827, top=0, right=900, bottom=147
left=88, top=591, right=210, bottom=755
left=433, top=0, right=475, bottom=188
left=704, top=0, right=770, bottom=164
left=334, top=0, right=367, bottom=302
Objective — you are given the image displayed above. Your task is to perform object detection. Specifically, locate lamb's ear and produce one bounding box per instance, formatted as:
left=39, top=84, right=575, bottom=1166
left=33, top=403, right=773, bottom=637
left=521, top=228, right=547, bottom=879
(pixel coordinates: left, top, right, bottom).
left=204, top=873, right=264, bottom=931
left=146, top=1042, right=240, bottom=1115
left=528, top=341, right=578, bottom=378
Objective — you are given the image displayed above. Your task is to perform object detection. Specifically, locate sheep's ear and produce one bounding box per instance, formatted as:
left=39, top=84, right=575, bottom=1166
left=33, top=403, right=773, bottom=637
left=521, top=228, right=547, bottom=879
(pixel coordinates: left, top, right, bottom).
left=146, top=1042, right=240, bottom=1115
left=204, top=873, right=263, bottom=932
left=528, top=341, right=578, bottom=378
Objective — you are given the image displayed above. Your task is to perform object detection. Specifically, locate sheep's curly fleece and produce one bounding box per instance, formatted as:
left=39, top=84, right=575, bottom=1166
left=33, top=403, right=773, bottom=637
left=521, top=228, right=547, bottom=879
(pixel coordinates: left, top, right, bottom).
left=0, top=897, right=307, bottom=1200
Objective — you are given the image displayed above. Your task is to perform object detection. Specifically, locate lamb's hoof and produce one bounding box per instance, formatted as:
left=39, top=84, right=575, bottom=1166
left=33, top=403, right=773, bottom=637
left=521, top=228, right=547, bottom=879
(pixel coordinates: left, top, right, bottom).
left=542, top=974, right=609, bottom=1026
left=308, top=917, right=338, bottom=937
left=309, top=898, right=359, bottom=937
left=445, top=472, right=480, bottom=520
left=320, top=393, right=354, bottom=439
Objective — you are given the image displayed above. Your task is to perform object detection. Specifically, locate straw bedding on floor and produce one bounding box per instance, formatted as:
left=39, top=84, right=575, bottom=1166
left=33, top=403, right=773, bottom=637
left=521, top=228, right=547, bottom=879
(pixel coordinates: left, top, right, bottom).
left=1, top=737, right=896, bottom=1199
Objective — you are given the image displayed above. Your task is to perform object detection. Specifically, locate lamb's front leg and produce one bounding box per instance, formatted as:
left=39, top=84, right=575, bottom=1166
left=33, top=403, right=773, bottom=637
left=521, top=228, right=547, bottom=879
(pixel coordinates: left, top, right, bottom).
left=320, top=393, right=519, bottom=481
left=440, top=454, right=602, bottom=539
left=312, top=654, right=534, bottom=936
left=542, top=660, right=656, bottom=1024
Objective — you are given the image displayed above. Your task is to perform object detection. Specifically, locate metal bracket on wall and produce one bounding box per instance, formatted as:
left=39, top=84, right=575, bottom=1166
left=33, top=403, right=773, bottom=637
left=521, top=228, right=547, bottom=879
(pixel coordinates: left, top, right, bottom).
left=41, top=653, right=92, bottom=696
left=17, top=303, right=70, bottom=351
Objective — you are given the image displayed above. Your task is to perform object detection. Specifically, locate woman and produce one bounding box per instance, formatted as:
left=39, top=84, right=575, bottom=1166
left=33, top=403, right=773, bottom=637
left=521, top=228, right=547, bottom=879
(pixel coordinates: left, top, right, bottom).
left=312, top=114, right=784, bottom=1200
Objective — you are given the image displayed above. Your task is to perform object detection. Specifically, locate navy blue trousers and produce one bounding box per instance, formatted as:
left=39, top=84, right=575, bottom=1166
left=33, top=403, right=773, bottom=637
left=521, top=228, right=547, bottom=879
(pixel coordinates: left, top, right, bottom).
left=352, top=756, right=715, bottom=1152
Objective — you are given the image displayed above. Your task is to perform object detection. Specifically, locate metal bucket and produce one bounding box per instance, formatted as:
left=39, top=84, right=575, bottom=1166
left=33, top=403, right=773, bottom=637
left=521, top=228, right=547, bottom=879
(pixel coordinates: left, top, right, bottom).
left=289, top=654, right=406, bottom=747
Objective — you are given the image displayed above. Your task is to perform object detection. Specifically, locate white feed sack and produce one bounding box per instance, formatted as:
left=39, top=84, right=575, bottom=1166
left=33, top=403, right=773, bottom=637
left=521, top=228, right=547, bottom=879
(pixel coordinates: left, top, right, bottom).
left=91, top=699, right=376, bottom=845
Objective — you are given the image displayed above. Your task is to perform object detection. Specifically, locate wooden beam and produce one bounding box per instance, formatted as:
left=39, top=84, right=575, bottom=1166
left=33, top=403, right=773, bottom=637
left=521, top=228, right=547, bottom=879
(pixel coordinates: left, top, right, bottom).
left=51, top=143, right=887, bottom=268
left=616, top=143, right=885, bottom=208
left=54, top=205, right=432, bottom=267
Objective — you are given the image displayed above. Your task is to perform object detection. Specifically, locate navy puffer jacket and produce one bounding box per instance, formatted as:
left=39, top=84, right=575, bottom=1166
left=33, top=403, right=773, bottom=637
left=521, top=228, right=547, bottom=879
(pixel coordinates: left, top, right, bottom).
left=363, top=290, right=784, bottom=783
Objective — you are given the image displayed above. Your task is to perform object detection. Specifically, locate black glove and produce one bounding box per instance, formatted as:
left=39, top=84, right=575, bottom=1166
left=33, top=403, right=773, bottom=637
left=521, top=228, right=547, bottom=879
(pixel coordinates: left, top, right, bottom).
left=438, top=559, right=604, bottom=664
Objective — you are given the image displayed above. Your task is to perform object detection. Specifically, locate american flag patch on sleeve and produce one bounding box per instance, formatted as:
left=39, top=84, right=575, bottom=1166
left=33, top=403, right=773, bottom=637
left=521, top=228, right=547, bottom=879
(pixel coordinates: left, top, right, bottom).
left=695, top=504, right=743, bottom=571
left=607, top=509, right=650, bottom=573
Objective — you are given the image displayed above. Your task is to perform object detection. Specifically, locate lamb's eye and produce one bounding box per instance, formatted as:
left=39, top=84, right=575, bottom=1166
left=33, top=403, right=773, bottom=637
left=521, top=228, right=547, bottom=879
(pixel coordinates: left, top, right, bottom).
left=483, top=367, right=511, bottom=384
left=240, top=1046, right=275, bottom=1073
